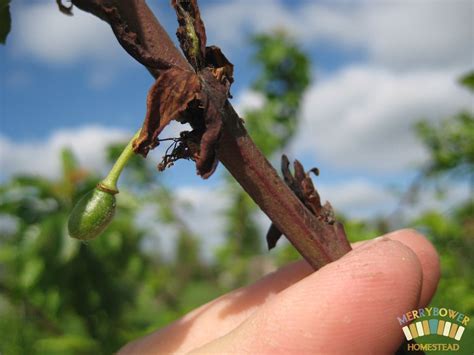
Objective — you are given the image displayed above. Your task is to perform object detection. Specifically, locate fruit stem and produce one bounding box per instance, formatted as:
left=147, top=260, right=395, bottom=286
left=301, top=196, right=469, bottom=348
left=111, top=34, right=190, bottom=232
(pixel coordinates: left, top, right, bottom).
left=98, top=129, right=141, bottom=194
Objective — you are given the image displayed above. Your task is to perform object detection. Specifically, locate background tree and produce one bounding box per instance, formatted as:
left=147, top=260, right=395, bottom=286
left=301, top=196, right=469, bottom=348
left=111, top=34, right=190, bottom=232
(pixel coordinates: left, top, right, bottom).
left=0, top=148, right=156, bottom=353
left=409, top=72, right=474, bottom=353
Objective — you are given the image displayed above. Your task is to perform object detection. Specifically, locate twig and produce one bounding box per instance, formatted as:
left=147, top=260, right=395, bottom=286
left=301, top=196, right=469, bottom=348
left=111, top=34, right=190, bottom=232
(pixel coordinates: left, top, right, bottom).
left=70, top=0, right=352, bottom=270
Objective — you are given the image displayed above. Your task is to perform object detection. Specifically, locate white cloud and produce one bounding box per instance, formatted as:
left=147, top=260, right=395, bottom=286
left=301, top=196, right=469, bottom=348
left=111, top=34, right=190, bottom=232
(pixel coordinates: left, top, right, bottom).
left=397, top=181, right=471, bottom=223
left=316, top=179, right=470, bottom=224
left=9, top=1, right=133, bottom=89
left=137, top=185, right=232, bottom=261
left=291, top=66, right=472, bottom=172
left=233, top=90, right=265, bottom=117
left=362, top=1, right=473, bottom=69
left=0, top=126, right=131, bottom=179
left=174, top=185, right=231, bottom=257
left=318, top=179, right=397, bottom=219
left=203, top=0, right=473, bottom=69
left=203, top=0, right=294, bottom=53
left=13, top=2, right=123, bottom=65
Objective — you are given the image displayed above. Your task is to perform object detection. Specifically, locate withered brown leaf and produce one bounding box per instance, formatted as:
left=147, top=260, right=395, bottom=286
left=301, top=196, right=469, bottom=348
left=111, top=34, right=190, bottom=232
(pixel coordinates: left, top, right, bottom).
left=132, top=0, right=234, bottom=179
left=196, top=70, right=227, bottom=178
left=133, top=68, right=201, bottom=157
left=56, top=0, right=73, bottom=15
left=205, top=46, right=234, bottom=93
left=266, top=155, right=335, bottom=250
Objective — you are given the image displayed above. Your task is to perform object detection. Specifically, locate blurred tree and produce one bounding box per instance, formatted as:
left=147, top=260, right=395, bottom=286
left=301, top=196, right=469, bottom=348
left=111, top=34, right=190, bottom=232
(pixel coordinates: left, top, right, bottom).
left=0, top=147, right=156, bottom=354
left=415, top=112, right=473, bottom=180
left=410, top=71, right=474, bottom=353
left=217, top=31, right=311, bottom=286
left=0, top=144, right=221, bottom=354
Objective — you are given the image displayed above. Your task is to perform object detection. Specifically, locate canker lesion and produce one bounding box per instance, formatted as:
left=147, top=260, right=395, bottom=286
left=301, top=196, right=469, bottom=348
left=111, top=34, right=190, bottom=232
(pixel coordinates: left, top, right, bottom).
left=266, top=155, right=340, bottom=250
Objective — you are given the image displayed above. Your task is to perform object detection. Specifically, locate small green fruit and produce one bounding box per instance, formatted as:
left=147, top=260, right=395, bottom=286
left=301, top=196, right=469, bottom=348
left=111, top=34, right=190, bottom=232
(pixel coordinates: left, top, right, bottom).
left=68, top=186, right=117, bottom=240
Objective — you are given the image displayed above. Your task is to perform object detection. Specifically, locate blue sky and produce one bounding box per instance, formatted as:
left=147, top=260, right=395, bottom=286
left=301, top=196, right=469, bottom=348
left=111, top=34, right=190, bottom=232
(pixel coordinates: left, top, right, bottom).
left=1, top=0, right=473, bottom=242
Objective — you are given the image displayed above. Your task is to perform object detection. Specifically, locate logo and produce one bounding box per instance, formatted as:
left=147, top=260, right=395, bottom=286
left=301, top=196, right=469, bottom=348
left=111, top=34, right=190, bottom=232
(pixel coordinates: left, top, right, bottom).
left=397, top=307, right=470, bottom=352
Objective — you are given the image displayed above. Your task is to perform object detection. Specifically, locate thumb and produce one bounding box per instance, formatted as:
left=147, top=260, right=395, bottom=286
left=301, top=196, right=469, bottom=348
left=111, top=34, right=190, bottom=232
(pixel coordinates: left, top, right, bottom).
left=194, top=237, right=424, bottom=354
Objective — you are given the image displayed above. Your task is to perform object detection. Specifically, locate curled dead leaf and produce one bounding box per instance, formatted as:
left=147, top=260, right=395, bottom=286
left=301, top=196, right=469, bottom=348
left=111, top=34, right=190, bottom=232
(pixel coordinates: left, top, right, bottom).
left=266, top=155, right=337, bottom=249
left=205, top=46, right=234, bottom=92
left=132, top=0, right=234, bottom=179
left=133, top=68, right=201, bottom=157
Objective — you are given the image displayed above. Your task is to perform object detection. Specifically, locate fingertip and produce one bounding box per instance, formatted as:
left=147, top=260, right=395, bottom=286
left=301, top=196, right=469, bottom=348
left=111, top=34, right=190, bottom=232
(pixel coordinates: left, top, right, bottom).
left=382, top=228, right=440, bottom=306
left=201, top=237, right=424, bottom=354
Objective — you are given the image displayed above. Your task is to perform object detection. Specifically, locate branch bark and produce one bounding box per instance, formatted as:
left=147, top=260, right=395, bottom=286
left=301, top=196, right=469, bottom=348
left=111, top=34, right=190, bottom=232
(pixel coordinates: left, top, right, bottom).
left=70, top=0, right=352, bottom=270
left=218, top=103, right=351, bottom=268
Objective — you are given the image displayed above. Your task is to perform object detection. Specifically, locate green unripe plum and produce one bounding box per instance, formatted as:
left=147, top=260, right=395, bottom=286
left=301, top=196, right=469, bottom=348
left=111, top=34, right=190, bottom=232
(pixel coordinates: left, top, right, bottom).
left=68, top=187, right=117, bottom=240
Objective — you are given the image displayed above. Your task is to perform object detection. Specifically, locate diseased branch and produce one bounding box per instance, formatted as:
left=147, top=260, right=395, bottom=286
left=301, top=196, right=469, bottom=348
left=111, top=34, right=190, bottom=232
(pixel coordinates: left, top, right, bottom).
left=69, top=0, right=352, bottom=270
left=217, top=103, right=351, bottom=269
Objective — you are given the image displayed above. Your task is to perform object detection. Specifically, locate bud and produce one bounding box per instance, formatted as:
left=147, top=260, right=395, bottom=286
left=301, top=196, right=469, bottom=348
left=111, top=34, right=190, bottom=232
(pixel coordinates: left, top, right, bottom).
left=68, top=185, right=117, bottom=240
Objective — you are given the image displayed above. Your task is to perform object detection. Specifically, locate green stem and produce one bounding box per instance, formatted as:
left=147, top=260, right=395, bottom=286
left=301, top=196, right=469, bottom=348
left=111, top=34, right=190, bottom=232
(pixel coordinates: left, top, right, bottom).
left=98, top=129, right=141, bottom=194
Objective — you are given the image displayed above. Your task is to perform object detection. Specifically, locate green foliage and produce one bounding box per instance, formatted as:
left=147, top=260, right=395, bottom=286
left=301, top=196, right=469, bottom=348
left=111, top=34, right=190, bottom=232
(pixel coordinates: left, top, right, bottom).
left=415, top=112, right=474, bottom=178
left=415, top=72, right=473, bottom=180
left=247, top=31, right=311, bottom=156
left=412, top=202, right=474, bottom=354
left=0, top=149, right=155, bottom=353
left=407, top=71, right=474, bottom=354
left=459, top=70, right=474, bottom=92
left=0, top=0, right=11, bottom=44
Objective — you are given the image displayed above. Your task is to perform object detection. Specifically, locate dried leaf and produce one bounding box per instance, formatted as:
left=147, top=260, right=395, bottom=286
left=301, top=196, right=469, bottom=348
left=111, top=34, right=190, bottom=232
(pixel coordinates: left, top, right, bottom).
left=266, top=155, right=332, bottom=249
left=133, top=68, right=201, bottom=156
left=173, top=0, right=207, bottom=70
left=56, top=0, right=73, bottom=16
left=205, top=45, right=234, bottom=90
left=293, top=159, right=306, bottom=185
left=196, top=69, right=228, bottom=178
left=132, top=0, right=234, bottom=179
left=281, top=155, right=304, bottom=200
left=293, top=159, right=323, bottom=215
left=266, top=223, right=282, bottom=250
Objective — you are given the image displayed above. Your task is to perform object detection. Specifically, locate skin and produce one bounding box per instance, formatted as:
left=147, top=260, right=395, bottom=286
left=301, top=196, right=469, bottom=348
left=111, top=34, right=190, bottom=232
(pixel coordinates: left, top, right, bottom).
left=119, top=229, right=440, bottom=354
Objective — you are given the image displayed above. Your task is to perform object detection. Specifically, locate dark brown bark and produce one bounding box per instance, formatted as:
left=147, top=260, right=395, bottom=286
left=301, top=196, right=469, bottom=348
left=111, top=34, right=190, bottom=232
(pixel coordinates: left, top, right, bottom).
left=72, top=0, right=191, bottom=75
left=70, top=0, right=352, bottom=270
left=217, top=103, right=351, bottom=269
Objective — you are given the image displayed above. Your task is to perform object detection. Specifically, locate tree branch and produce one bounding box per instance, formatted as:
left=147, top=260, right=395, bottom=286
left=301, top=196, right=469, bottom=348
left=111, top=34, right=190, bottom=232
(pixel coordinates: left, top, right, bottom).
left=218, top=103, right=351, bottom=268
left=70, top=0, right=352, bottom=270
